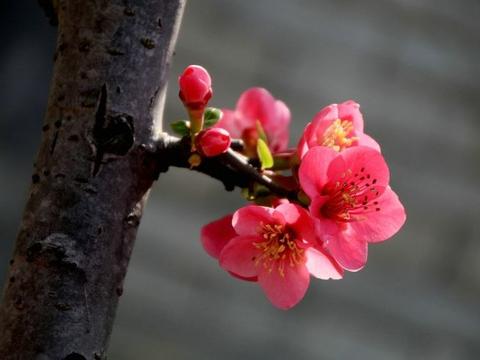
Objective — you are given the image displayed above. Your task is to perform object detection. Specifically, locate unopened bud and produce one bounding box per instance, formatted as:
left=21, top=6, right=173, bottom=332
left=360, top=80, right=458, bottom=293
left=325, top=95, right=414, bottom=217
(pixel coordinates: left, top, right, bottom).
left=178, top=65, right=212, bottom=111
left=196, top=128, right=231, bottom=157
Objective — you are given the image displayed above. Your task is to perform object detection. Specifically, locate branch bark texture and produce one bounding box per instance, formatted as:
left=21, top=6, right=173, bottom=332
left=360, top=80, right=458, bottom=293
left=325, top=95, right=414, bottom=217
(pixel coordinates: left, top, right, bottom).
left=158, top=134, right=297, bottom=199
left=0, top=1, right=185, bottom=358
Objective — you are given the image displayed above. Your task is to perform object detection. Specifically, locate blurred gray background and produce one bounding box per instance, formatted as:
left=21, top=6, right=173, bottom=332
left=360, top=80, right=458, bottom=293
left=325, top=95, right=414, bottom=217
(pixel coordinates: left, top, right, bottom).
left=1, top=1, right=480, bottom=359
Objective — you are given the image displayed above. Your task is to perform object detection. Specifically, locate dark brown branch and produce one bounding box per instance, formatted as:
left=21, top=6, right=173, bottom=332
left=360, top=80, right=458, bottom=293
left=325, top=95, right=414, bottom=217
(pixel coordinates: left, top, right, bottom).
left=230, top=139, right=245, bottom=151
left=0, top=1, right=185, bottom=359
left=157, top=134, right=297, bottom=199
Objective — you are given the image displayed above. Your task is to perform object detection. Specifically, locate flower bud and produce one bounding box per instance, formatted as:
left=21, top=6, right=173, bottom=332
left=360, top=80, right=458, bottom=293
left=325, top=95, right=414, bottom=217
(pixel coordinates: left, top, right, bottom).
left=178, top=65, right=212, bottom=110
left=196, top=128, right=231, bottom=157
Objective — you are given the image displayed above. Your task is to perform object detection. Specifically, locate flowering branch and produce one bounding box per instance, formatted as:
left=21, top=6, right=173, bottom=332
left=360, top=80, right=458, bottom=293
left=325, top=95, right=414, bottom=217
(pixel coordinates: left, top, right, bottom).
left=174, top=65, right=406, bottom=309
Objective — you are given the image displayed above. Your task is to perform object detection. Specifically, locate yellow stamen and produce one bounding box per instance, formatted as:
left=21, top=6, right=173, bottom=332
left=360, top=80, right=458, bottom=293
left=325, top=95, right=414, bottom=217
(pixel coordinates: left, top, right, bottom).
left=254, top=223, right=304, bottom=277
left=321, top=118, right=357, bottom=151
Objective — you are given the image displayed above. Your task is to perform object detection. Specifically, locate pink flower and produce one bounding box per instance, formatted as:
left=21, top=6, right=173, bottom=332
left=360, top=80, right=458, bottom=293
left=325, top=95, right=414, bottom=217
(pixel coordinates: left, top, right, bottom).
left=299, top=146, right=406, bottom=271
left=215, top=87, right=290, bottom=153
left=178, top=65, right=212, bottom=110
left=196, top=128, right=232, bottom=157
left=297, top=101, right=380, bottom=158
left=202, top=203, right=343, bottom=309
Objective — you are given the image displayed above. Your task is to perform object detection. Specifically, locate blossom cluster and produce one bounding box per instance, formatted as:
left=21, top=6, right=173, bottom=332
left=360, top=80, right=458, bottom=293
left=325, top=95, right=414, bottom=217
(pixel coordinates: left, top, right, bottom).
left=175, top=65, right=406, bottom=309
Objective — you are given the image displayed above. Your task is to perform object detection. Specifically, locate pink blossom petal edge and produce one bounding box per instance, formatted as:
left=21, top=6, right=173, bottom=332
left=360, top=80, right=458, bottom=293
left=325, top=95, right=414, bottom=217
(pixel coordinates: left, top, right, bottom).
left=305, top=248, right=344, bottom=279
left=298, top=146, right=338, bottom=198
left=323, top=228, right=368, bottom=271
left=228, top=271, right=258, bottom=282
left=200, top=214, right=236, bottom=259
left=356, top=133, right=381, bottom=152
left=337, top=100, right=364, bottom=133
left=258, top=264, right=310, bottom=310
left=232, top=205, right=276, bottom=236
left=349, top=186, right=406, bottom=243
left=219, top=235, right=259, bottom=279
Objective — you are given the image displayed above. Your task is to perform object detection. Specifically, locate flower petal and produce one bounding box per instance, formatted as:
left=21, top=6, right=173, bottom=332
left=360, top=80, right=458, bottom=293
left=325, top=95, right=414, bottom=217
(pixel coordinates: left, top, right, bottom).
left=232, top=205, right=275, bottom=236
left=228, top=271, right=258, bottom=282
left=276, top=203, right=316, bottom=245
left=307, top=105, right=339, bottom=148
left=299, top=146, right=338, bottom=198
left=305, top=247, right=343, bottom=280
left=297, top=122, right=312, bottom=158
left=327, top=146, right=390, bottom=195
left=337, top=100, right=364, bottom=133
left=349, top=187, right=406, bottom=243
left=356, top=133, right=381, bottom=152
left=312, top=104, right=339, bottom=126
left=274, top=202, right=301, bottom=224
left=258, top=264, right=310, bottom=310
left=236, top=87, right=275, bottom=123
left=200, top=214, right=236, bottom=259
left=215, top=109, right=243, bottom=138
left=324, top=229, right=368, bottom=271
left=263, top=99, right=290, bottom=152
left=219, top=235, right=259, bottom=278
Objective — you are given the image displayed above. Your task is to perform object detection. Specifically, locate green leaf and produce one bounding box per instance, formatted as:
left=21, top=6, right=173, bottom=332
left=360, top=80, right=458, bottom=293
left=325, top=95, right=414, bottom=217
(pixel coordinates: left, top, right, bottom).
left=204, top=107, right=223, bottom=128
left=256, top=138, right=274, bottom=169
left=170, top=120, right=190, bottom=136
left=255, top=120, right=268, bottom=144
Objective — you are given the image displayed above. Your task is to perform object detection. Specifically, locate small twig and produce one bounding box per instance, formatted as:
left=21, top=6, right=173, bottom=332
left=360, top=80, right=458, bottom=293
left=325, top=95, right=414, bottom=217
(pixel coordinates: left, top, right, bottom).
left=230, top=139, right=245, bottom=151
left=219, top=149, right=293, bottom=197
left=156, top=134, right=297, bottom=199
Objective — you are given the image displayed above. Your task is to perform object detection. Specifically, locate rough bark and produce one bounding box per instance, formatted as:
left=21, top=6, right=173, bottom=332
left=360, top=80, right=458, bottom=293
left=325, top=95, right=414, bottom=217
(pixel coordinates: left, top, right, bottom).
left=0, top=1, right=185, bottom=358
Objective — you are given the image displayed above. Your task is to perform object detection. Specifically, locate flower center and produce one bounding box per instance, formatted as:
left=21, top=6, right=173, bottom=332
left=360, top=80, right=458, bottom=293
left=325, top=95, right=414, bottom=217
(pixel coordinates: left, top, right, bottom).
left=321, top=168, right=381, bottom=222
left=253, top=223, right=304, bottom=277
left=321, top=118, right=357, bottom=151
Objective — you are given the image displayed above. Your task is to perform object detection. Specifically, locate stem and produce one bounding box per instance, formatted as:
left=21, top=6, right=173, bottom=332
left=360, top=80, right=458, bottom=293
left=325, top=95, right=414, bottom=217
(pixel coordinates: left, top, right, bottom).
left=157, top=134, right=297, bottom=200
left=221, top=149, right=292, bottom=197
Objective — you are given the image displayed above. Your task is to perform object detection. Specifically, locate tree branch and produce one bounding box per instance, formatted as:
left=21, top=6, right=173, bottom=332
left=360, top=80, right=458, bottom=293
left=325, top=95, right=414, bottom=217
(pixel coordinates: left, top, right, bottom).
left=157, top=134, right=298, bottom=200
left=0, top=1, right=185, bottom=358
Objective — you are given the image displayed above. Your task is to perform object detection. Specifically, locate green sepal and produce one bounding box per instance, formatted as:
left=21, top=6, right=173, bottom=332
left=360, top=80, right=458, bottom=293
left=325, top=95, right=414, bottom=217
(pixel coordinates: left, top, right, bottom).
left=297, top=191, right=311, bottom=206
left=256, top=138, right=274, bottom=169
left=241, top=184, right=271, bottom=202
left=252, top=183, right=270, bottom=198
left=255, top=120, right=268, bottom=143
left=204, top=107, right=223, bottom=128
left=170, top=120, right=190, bottom=136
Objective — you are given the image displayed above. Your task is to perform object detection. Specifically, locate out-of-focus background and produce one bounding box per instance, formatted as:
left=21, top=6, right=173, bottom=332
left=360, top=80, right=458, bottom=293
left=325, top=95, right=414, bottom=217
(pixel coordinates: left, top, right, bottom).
left=1, top=1, right=480, bottom=359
